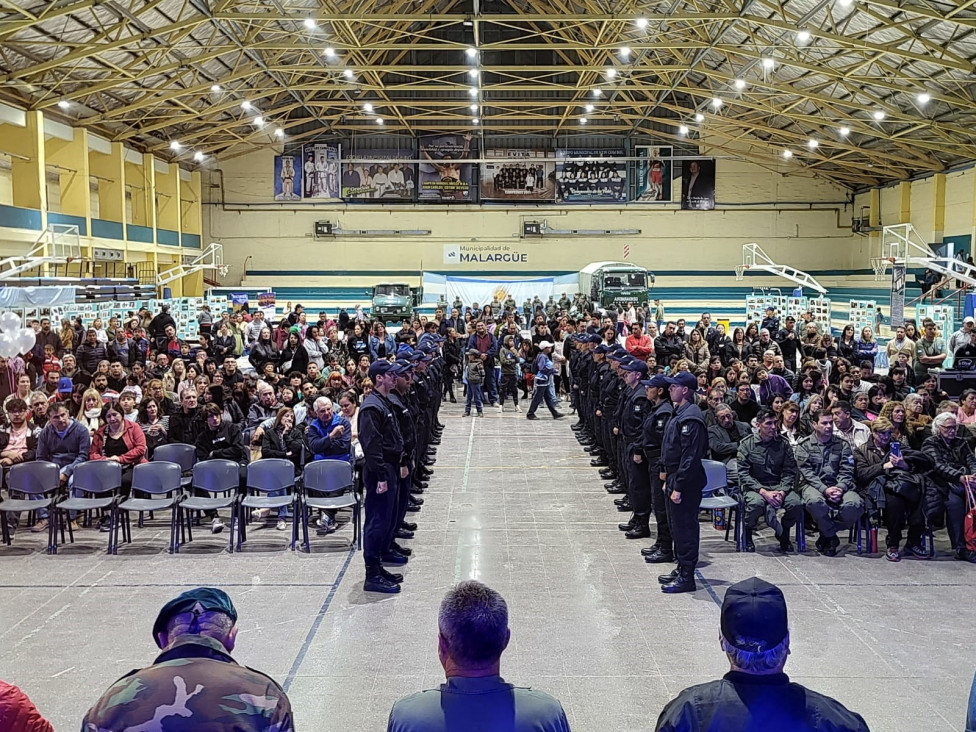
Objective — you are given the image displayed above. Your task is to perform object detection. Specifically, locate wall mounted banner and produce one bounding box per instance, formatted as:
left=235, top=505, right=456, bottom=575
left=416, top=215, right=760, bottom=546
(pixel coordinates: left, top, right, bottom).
left=481, top=149, right=556, bottom=201
left=890, top=263, right=906, bottom=328
left=555, top=149, right=627, bottom=203
left=301, top=142, right=341, bottom=200
left=418, top=133, right=475, bottom=202
left=680, top=157, right=716, bottom=210
left=634, top=146, right=673, bottom=203
left=341, top=147, right=415, bottom=200
left=273, top=155, right=302, bottom=201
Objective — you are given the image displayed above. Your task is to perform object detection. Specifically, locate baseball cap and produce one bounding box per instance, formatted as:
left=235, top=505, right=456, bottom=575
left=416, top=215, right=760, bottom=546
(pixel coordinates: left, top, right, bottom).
left=965, top=316, right=975, bottom=324
left=368, top=360, right=395, bottom=379
left=664, top=371, right=698, bottom=390
left=152, top=587, right=238, bottom=648
left=57, top=377, right=73, bottom=395
left=396, top=344, right=414, bottom=356
left=720, top=577, right=789, bottom=652
left=392, top=359, right=413, bottom=374
left=621, top=360, right=648, bottom=375
left=594, top=344, right=611, bottom=354
left=640, top=374, right=670, bottom=388
left=538, top=340, right=553, bottom=349
left=586, top=334, right=603, bottom=344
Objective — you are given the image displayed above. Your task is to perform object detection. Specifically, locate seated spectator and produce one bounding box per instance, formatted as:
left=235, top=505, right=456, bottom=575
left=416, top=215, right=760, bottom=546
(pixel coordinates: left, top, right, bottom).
left=31, top=400, right=90, bottom=533
left=83, top=587, right=293, bottom=731
left=922, top=411, right=976, bottom=563
left=89, top=403, right=147, bottom=529
left=778, top=401, right=803, bottom=449
left=28, top=392, right=49, bottom=428
left=707, top=404, right=750, bottom=484
left=831, top=401, right=870, bottom=451
left=136, top=396, right=169, bottom=459
left=795, top=411, right=861, bottom=557
left=755, top=368, right=792, bottom=406
left=0, top=678, right=54, bottom=732
left=655, top=577, right=868, bottom=732
left=854, top=417, right=930, bottom=562
left=257, top=407, right=304, bottom=531
left=0, top=398, right=40, bottom=532
left=246, top=381, right=278, bottom=444
left=388, top=581, right=569, bottom=732
left=730, top=382, right=760, bottom=425
left=146, top=379, right=178, bottom=416
left=737, top=408, right=801, bottom=553
left=77, top=388, right=104, bottom=435
left=169, top=389, right=203, bottom=446
left=195, top=403, right=249, bottom=534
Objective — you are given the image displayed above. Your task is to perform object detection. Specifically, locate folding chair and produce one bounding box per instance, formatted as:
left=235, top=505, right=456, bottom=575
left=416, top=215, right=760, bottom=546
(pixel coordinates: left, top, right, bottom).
left=700, top=459, right=741, bottom=551
left=54, top=461, right=122, bottom=554
left=300, top=459, right=361, bottom=552
left=238, top=459, right=298, bottom=552
left=181, top=459, right=241, bottom=553
left=153, top=443, right=196, bottom=487
left=0, top=461, right=60, bottom=554
left=117, top=461, right=184, bottom=554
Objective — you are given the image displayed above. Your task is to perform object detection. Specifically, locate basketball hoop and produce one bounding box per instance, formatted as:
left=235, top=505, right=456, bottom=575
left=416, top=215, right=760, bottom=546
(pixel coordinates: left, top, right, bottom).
left=217, top=265, right=229, bottom=277
left=871, top=257, right=893, bottom=281
left=734, top=265, right=748, bottom=280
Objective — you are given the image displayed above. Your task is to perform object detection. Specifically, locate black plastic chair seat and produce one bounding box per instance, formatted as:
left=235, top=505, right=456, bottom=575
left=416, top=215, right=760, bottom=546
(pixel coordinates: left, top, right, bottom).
left=305, top=494, right=357, bottom=511
left=57, top=497, right=116, bottom=511
left=241, top=495, right=294, bottom=510
left=120, top=497, right=179, bottom=512
left=182, top=496, right=237, bottom=512
left=0, top=497, right=54, bottom=512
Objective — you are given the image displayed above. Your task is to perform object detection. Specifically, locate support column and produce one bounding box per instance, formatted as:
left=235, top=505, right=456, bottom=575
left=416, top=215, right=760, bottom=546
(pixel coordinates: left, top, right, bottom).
left=897, top=181, right=911, bottom=224
left=89, top=141, right=127, bottom=237
left=932, top=173, right=946, bottom=246
left=4, top=111, right=47, bottom=223
left=868, top=188, right=881, bottom=256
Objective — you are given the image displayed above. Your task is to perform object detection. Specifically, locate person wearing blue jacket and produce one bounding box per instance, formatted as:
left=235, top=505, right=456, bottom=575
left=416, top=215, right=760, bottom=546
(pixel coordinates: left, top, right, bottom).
left=525, top=341, right=565, bottom=420
left=369, top=323, right=397, bottom=361
left=30, top=400, right=90, bottom=530
left=466, top=321, right=499, bottom=405
left=305, top=397, right=352, bottom=461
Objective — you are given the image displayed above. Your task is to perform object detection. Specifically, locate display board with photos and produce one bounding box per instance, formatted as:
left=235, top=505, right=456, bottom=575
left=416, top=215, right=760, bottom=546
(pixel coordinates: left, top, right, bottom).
left=418, top=133, right=476, bottom=202
left=300, top=142, right=341, bottom=200
left=51, top=295, right=230, bottom=342
left=480, top=149, right=556, bottom=202
left=680, top=158, right=716, bottom=211
left=917, top=304, right=955, bottom=340
left=745, top=294, right=787, bottom=327
left=555, top=149, right=627, bottom=203
left=847, top=299, right=878, bottom=335
left=634, top=146, right=674, bottom=203
left=744, top=294, right=831, bottom=333
left=341, top=147, right=415, bottom=201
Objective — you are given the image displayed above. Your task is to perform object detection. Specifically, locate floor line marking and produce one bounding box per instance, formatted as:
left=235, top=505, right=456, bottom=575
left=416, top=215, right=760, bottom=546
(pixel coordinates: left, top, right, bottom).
left=453, top=417, right=478, bottom=582
left=283, top=545, right=356, bottom=692
left=695, top=569, right=723, bottom=608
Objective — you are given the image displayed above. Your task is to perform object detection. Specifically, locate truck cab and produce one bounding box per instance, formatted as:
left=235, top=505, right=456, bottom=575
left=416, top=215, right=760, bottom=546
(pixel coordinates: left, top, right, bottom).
left=579, top=262, right=652, bottom=312
left=371, top=283, right=419, bottom=323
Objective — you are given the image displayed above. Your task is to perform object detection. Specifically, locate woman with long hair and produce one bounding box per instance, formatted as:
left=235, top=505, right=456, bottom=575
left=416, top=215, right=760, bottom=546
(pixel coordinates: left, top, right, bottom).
left=744, top=322, right=759, bottom=345
left=279, top=331, right=309, bottom=376
left=838, top=324, right=858, bottom=363
left=779, top=401, right=802, bottom=449
left=497, top=334, right=521, bottom=412
left=137, top=396, right=169, bottom=459
left=77, top=389, right=104, bottom=434
left=855, top=326, right=879, bottom=366
left=90, top=402, right=147, bottom=496
left=726, top=327, right=750, bottom=366
left=865, top=384, right=888, bottom=420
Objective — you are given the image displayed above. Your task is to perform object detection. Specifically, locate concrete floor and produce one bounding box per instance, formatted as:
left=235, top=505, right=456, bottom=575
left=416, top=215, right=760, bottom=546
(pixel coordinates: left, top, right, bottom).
left=1, top=398, right=973, bottom=731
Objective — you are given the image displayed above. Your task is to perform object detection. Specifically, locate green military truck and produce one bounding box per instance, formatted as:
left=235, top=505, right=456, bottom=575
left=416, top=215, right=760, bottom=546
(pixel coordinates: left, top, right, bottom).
left=578, top=261, right=653, bottom=311
left=371, top=282, right=421, bottom=323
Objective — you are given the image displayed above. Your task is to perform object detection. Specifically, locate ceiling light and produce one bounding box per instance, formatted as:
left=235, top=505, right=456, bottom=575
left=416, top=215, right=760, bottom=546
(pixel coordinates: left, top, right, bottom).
left=734, top=79, right=746, bottom=90
left=376, top=117, right=384, bottom=125
left=710, top=97, right=723, bottom=108
left=324, top=47, right=336, bottom=58
left=473, top=117, right=480, bottom=125
left=363, top=102, right=374, bottom=112
left=679, top=125, right=689, bottom=135
left=796, top=29, right=812, bottom=44
left=917, top=92, right=931, bottom=105
left=579, top=117, right=588, bottom=125
left=57, top=100, right=70, bottom=110
left=606, top=68, right=617, bottom=78
left=470, top=103, right=479, bottom=111
left=807, top=138, right=819, bottom=149
left=694, top=112, right=705, bottom=122
left=468, top=69, right=478, bottom=78
left=873, top=109, right=886, bottom=120
left=274, top=127, right=284, bottom=138
left=839, top=126, right=850, bottom=136
left=253, top=116, right=264, bottom=127
left=169, top=140, right=181, bottom=151
left=585, top=103, right=595, bottom=112
left=241, top=101, right=253, bottom=111
left=304, top=18, right=317, bottom=29
left=837, top=0, right=853, bottom=6
left=210, top=85, right=221, bottom=93
left=636, top=16, right=648, bottom=29
left=761, top=57, right=775, bottom=70
left=619, top=47, right=631, bottom=58
left=469, top=87, right=478, bottom=96
left=592, top=89, right=603, bottom=97
left=465, top=47, right=477, bottom=58
left=343, top=68, right=354, bottom=79
left=193, top=151, right=205, bottom=162
left=463, top=19, right=473, bottom=26
left=782, top=149, right=793, bottom=159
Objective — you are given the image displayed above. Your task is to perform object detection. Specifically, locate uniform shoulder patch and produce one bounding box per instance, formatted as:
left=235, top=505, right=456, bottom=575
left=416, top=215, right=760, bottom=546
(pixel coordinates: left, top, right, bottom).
left=681, top=424, right=690, bottom=434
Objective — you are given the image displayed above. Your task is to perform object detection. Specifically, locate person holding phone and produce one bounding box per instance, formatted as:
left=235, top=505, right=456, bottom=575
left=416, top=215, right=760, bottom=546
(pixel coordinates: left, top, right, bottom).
left=922, top=412, right=976, bottom=562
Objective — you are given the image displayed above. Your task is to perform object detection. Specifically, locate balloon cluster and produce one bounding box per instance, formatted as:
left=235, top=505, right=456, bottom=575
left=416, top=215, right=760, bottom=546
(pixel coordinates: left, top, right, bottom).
left=0, top=311, right=36, bottom=359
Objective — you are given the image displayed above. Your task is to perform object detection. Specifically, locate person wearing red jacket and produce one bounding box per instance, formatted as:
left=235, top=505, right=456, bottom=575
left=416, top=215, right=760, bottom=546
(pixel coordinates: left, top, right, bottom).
left=0, top=679, right=54, bottom=732
left=90, top=403, right=148, bottom=511
left=625, top=322, right=654, bottom=360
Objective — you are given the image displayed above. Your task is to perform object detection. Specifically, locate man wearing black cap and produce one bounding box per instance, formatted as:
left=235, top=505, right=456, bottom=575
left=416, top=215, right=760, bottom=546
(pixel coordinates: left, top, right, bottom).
left=616, top=360, right=652, bottom=539
left=83, top=587, right=294, bottom=731
left=657, top=370, right=708, bottom=594
left=639, top=374, right=674, bottom=563
left=358, top=359, right=409, bottom=593
left=655, top=577, right=868, bottom=731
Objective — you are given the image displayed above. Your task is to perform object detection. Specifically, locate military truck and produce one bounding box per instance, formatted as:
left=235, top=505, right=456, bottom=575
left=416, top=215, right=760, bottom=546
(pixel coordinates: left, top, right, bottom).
left=371, top=283, right=421, bottom=322
left=578, top=261, right=653, bottom=311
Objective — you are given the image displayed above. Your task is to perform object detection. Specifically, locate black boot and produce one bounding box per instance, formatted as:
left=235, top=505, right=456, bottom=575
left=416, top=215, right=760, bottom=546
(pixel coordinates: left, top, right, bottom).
left=364, top=566, right=401, bottom=593
left=400, top=520, right=418, bottom=531
left=380, top=567, right=403, bottom=584
left=625, top=514, right=651, bottom=539
left=645, top=547, right=675, bottom=563
left=657, top=567, right=679, bottom=584
left=618, top=514, right=636, bottom=531
left=591, top=457, right=609, bottom=467
left=661, top=566, right=697, bottom=594
left=392, top=541, right=412, bottom=556
left=605, top=482, right=626, bottom=494
left=599, top=468, right=617, bottom=480
left=615, top=499, right=632, bottom=512
left=640, top=542, right=660, bottom=557
left=743, top=529, right=756, bottom=553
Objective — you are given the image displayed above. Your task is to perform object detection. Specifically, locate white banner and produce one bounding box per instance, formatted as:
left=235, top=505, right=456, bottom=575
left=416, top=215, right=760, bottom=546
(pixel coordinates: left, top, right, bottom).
left=446, top=276, right=554, bottom=309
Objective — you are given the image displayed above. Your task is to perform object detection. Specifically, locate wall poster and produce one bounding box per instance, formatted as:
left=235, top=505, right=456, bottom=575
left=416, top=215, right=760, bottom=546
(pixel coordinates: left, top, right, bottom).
left=554, top=149, right=627, bottom=203
left=480, top=149, right=555, bottom=202
left=680, top=157, right=716, bottom=211
left=273, top=155, right=302, bottom=200
left=301, top=142, right=341, bottom=200
left=341, top=147, right=415, bottom=200
left=634, top=146, right=673, bottom=203
left=418, top=133, right=475, bottom=202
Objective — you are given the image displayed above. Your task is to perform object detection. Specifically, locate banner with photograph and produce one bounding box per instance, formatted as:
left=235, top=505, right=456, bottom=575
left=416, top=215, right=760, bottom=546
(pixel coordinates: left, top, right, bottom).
left=274, top=154, right=302, bottom=201
left=480, top=149, right=555, bottom=202
left=555, top=149, right=627, bottom=203
left=418, top=133, right=475, bottom=202
left=680, top=157, right=716, bottom=211
left=301, top=142, right=341, bottom=200
left=341, top=147, right=415, bottom=201
left=634, top=146, right=673, bottom=203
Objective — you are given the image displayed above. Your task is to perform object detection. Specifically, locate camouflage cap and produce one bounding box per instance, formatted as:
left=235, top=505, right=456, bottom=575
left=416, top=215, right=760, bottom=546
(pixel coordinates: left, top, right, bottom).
left=152, top=587, right=238, bottom=647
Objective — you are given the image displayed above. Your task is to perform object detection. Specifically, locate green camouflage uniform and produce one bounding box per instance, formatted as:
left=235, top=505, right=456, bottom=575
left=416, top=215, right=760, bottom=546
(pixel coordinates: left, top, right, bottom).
left=82, top=635, right=294, bottom=732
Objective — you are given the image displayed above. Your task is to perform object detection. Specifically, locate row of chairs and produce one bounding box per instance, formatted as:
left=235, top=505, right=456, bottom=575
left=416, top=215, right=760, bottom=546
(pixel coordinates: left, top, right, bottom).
left=0, top=453, right=360, bottom=555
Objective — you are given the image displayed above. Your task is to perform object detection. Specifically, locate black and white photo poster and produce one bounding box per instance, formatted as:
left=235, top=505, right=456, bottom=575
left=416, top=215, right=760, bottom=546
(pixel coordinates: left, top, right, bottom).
left=680, top=158, right=716, bottom=210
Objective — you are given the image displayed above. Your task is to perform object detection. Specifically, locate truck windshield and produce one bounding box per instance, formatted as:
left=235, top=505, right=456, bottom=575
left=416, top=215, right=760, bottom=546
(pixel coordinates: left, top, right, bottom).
left=603, top=272, right=646, bottom=289
left=376, top=285, right=409, bottom=296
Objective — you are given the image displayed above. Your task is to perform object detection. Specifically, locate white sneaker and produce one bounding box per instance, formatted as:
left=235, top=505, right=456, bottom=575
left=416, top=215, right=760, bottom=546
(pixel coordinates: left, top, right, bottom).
left=251, top=508, right=270, bottom=520
left=498, top=404, right=504, bottom=413
left=515, top=404, right=523, bottom=412
left=210, top=518, right=224, bottom=534
left=276, top=519, right=288, bottom=531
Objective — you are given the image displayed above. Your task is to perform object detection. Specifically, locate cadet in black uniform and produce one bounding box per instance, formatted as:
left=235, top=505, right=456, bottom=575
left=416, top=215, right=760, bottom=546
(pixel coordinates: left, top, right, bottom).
left=639, top=375, right=675, bottom=563
left=358, top=360, right=409, bottom=594
left=615, top=359, right=652, bottom=539
left=658, top=370, right=708, bottom=594
left=388, top=359, right=418, bottom=571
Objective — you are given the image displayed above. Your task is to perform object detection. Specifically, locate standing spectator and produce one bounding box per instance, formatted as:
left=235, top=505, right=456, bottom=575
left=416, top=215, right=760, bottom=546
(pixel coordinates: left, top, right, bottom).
left=914, top=318, right=947, bottom=381
left=855, top=326, right=879, bottom=366
left=775, top=316, right=800, bottom=371
left=653, top=299, right=665, bottom=331
left=388, top=581, right=569, bottom=732
left=467, top=321, right=499, bottom=406
left=624, top=322, right=651, bottom=360
left=886, top=325, right=916, bottom=364
left=496, top=335, right=521, bottom=412
left=682, top=329, right=710, bottom=369
left=463, top=348, right=485, bottom=418
left=196, top=304, right=213, bottom=336
left=655, top=577, right=868, bottom=731
left=147, top=304, right=177, bottom=350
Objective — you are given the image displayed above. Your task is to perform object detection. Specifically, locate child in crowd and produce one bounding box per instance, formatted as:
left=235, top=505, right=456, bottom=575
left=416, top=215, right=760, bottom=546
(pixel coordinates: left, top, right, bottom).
left=464, top=348, right=485, bottom=417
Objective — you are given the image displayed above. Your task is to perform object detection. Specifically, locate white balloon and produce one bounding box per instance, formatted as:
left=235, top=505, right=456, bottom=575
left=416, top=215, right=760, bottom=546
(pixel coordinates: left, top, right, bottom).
left=15, top=328, right=35, bottom=354
left=0, top=334, right=16, bottom=358
left=0, top=312, right=18, bottom=333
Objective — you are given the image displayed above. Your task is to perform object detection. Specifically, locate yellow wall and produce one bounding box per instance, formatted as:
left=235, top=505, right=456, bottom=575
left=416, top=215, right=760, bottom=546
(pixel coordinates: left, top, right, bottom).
left=206, top=147, right=861, bottom=284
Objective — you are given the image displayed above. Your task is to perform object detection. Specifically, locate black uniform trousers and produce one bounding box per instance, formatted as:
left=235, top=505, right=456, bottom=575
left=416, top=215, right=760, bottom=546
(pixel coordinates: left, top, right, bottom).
left=363, top=464, right=397, bottom=567
left=665, top=474, right=702, bottom=569
left=648, top=468, right=673, bottom=552
left=626, top=444, right=651, bottom=514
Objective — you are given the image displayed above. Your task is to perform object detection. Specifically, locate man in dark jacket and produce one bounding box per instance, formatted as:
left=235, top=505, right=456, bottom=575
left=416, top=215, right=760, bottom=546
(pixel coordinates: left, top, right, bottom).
left=466, top=321, right=499, bottom=406
left=147, top=304, right=177, bottom=350
left=75, top=329, right=107, bottom=373
left=654, top=322, right=684, bottom=364
left=655, top=577, right=868, bottom=732
left=737, top=408, right=801, bottom=553
left=922, top=411, right=976, bottom=562
left=195, top=404, right=248, bottom=534
left=169, top=390, right=204, bottom=445
left=707, top=404, right=751, bottom=485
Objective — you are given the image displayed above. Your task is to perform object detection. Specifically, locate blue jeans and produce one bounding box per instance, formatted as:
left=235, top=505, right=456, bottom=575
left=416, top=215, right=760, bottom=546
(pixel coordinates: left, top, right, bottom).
left=465, top=383, right=484, bottom=414
left=527, top=382, right=559, bottom=416
left=483, top=366, right=498, bottom=404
